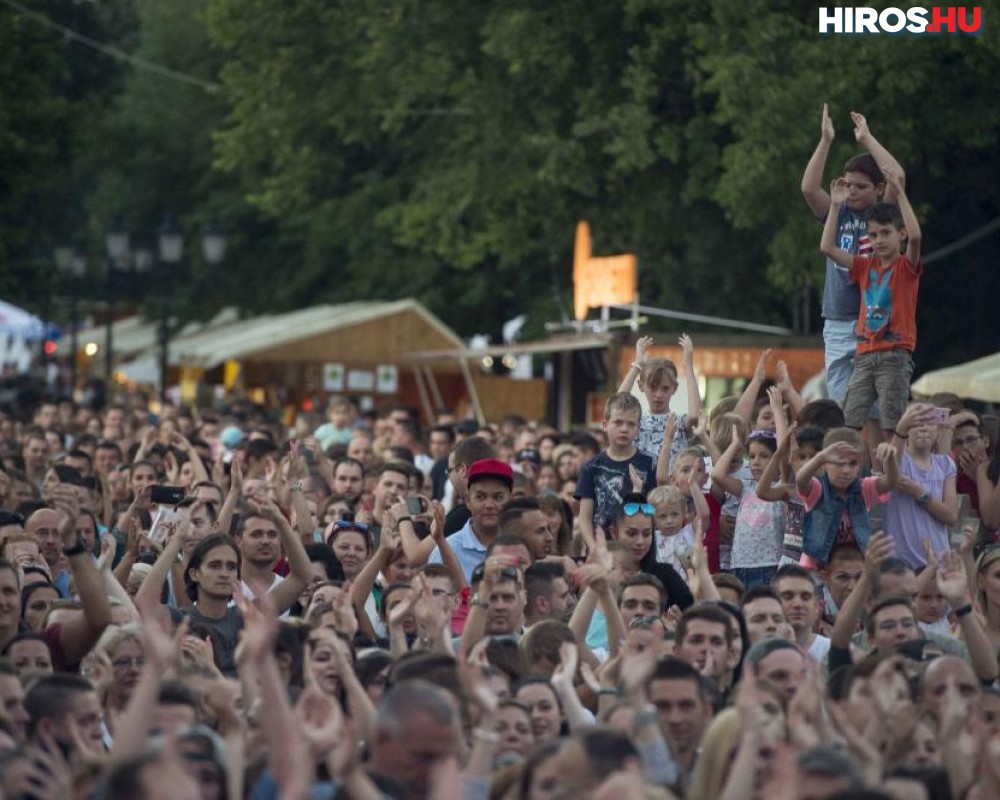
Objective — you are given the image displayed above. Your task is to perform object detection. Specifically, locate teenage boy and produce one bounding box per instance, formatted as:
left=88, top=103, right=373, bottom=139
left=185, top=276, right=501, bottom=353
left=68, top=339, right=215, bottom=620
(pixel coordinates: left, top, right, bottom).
left=821, top=163, right=921, bottom=438
left=576, top=393, right=656, bottom=550
left=802, top=106, right=906, bottom=407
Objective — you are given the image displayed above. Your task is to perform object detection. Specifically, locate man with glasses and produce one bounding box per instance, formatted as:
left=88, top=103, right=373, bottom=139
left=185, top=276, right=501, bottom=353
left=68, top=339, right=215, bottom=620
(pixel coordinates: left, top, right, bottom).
left=951, top=412, right=1000, bottom=533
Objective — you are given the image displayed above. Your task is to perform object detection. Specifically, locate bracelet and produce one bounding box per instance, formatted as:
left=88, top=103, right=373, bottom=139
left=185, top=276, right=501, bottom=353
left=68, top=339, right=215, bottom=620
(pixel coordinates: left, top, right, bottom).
left=471, top=727, right=500, bottom=744
left=396, top=516, right=413, bottom=525
left=62, top=541, right=88, bottom=558
left=954, top=603, right=974, bottom=618
left=630, top=362, right=642, bottom=372
left=896, top=433, right=909, bottom=439
left=289, top=481, right=304, bottom=494
left=597, top=687, right=620, bottom=697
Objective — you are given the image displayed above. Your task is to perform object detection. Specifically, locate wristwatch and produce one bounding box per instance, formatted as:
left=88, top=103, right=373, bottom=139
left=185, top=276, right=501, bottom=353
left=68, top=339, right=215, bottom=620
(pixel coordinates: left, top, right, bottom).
left=916, top=492, right=931, bottom=507
left=470, top=593, right=489, bottom=609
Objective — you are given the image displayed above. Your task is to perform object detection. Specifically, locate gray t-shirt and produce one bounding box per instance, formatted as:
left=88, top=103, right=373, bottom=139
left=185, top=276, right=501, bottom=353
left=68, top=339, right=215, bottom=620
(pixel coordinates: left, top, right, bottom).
left=821, top=205, right=870, bottom=320
left=169, top=604, right=243, bottom=677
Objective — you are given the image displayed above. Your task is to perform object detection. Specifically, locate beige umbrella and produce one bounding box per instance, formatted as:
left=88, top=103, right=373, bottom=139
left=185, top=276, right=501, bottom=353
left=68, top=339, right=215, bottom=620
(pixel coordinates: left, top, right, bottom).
left=911, top=351, right=1000, bottom=401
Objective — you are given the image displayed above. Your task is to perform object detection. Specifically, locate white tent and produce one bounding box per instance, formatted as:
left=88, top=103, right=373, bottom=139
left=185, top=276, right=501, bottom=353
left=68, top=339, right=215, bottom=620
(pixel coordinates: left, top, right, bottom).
left=0, top=299, right=44, bottom=371
left=911, top=352, right=1000, bottom=403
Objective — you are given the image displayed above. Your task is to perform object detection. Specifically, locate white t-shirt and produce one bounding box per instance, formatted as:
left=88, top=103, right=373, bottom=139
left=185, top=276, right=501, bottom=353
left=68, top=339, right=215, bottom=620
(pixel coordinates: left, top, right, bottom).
left=807, top=634, right=832, bottom=662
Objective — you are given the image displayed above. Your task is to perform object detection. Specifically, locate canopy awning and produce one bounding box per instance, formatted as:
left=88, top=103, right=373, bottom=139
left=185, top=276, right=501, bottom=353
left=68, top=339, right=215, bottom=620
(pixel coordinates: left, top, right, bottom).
left=404, top=333, right=614, bottom=362
left=911, top=352, right=1000, bottom=402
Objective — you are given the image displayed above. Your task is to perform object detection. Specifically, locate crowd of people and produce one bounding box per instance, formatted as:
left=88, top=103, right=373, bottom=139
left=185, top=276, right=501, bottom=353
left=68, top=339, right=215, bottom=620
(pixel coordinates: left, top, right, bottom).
left=0, top=108, right=999, bottom=800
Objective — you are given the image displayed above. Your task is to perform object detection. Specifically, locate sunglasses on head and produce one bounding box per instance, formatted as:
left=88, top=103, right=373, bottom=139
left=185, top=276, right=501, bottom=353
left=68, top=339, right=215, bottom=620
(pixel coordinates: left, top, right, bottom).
left=330, top=520, right=370, bottom=533
left=748, top=430, right=777, bottom=441
left=623, top=502, right=655, bottom=516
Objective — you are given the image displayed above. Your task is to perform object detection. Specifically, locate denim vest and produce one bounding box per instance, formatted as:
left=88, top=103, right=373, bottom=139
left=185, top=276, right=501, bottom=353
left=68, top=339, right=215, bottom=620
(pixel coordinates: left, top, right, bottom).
left=801, top=474, right=871, bottom=561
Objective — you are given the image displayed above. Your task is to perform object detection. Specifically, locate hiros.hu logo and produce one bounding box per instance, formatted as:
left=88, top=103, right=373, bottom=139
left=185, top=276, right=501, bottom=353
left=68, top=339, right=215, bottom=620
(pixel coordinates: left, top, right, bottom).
left=819, top=6, right=982, bottom=34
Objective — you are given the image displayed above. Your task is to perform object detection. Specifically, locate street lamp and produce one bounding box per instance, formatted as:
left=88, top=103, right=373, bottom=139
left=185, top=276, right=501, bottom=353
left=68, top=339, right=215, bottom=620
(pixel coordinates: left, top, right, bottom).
left=104, top=219, right=131, bottom=385
left=157, top=216, right=183, bottom=406
left=152, top=216, right=227, bottom=406
left=56, top=247, right=88, bottom=394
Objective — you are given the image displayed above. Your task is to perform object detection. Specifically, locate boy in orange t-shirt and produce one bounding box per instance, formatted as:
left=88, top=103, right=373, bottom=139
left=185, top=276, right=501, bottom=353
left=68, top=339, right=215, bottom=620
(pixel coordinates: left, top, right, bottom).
left=820, top=165, right=922, bottom=436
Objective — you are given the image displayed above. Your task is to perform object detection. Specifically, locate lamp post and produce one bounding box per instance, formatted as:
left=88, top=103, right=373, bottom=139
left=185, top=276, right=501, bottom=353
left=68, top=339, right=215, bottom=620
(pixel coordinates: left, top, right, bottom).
left=153, top=216, right=227, bottom=406
left=54, top=246, right=87, bottom=394
left=157, top=216, right=183, bottom=407
left=104, top=219, right=130, bottom=386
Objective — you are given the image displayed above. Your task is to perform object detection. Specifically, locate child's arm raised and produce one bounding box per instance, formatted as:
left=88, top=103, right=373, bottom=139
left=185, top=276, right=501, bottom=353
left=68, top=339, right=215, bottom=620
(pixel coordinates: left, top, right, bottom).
left=578, top=497, right=597, bottom=552
left=733, top=349, right=771, bottom=425
left=655, top=413, right=679, bottom=486
left=852, top=112, right=906, bottom=196
left=820, top=178, right=856, bottom=269
left=689, top=478, right=711, bottom=527
left=776, top=360, right=805, bottom=419
left=680, top=334, right=702, bottom=429
left=767, top=385, right=788, bottom=442
left=801, top=103, right=835, bottom=218
left=882, top=164, right=921, bottom=263
left=619, top=336, right=653, bottom=394
left=711, top=425, right=745, bottom=498
left=757, top=424, right=796, bottom=503
left=873, top=442, right=901, bottom=494
left=795, top=442, right=856, bottom=496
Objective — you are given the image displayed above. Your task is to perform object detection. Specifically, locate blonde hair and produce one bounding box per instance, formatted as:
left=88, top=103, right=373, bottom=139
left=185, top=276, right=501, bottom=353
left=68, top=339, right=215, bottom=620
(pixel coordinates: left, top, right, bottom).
left=712, top=413, right=748, bottom=454
left=648, top=485, right=685, bottom=510
left=638, top=358, right=678, bottom=390
left=604, top=392, right=642, bottom=421
left=687, top=708, right=745, bottom=800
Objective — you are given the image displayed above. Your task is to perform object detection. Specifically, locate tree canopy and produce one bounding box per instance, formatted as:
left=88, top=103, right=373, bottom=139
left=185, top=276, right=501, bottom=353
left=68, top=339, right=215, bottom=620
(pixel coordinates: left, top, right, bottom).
left=2, top=0, right=998, bottom=369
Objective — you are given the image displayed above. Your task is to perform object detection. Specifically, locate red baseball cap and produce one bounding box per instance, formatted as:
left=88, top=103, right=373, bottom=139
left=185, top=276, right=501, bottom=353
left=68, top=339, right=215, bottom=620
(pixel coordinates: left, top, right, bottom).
left=466, top=458, right=514, bottom=490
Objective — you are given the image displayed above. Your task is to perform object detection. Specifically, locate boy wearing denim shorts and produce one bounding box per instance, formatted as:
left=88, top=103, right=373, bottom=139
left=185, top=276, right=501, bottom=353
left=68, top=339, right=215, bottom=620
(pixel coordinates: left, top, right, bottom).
left=820, top=164, right=921, bottom=436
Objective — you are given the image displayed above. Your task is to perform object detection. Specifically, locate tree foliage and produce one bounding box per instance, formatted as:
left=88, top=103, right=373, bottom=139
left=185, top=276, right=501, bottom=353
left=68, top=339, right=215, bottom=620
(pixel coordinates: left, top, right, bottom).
left=2, top=0, right=998, bottom=371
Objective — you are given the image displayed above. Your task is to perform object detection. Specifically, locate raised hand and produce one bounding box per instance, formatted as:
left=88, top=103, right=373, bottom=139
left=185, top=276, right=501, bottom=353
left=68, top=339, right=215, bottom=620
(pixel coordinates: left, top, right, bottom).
left=628, top=463, right=644, bottom=493
left=235, top=591, right=278, bottom=666
left=821, top=102, right=835, bottom=142
left=880, top=162, right=902, bottom=190
left=753, top=349, right=772, bottom=382
left=864, top=531, right=894, bottom=578
left=874, top=441, right=899, bottom=470
left=459, top=645, right=499, bottom=718
left=550, top=641, right=579, bottom=695
left=821, top=441, right=860, bottom=464
left=679, top=333, right=694, bottom=365
left=635, top=336, right=654, bottom=366
left=776, top=359, right=793, bottom=392
left=830, top=177, right=850, bottom=205
left=619, top=640, right=657, bottom=698
left=937, top=551, right=971, bottom=607
left=850, top=110, right=870, bottom=143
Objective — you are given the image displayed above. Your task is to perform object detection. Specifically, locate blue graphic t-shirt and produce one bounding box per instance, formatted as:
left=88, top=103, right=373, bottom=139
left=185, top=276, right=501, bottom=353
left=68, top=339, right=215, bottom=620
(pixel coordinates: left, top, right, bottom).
left=821, top=205, right=871, bottom=320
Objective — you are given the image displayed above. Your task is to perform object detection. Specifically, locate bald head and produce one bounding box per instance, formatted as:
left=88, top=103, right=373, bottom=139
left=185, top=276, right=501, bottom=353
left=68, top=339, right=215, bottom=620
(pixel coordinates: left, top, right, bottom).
left=25, top=509, right=61, bottom=566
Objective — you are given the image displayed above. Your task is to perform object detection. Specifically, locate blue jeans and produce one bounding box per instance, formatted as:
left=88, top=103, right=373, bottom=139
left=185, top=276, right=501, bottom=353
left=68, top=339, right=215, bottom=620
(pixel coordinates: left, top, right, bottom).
left=732, top=566, right=778, bottom=591
left=823, top=319, right=879, bottom=419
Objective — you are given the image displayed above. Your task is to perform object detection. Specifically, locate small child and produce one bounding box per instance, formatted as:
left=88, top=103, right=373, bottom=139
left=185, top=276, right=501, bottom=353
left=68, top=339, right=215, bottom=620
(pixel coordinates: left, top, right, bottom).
left=619, top=334, right=702, bottom=470
left=314, top=395, right=356, bottom=450
left=665, top=442, right=720, bottom=573
left=575, top=393, right=657, bottom=550
left=884, top=403, right=959, bottom=567
left=709, top=411, right=750, bottom=571
left=711, top=426, right=786, bottom=590
left=650, top=486, right=696, bottom=579
left=820, top=164, right=922, bottom=438
left=914, top=561, right=950, bottom=637
left=796, top=427, right=900, bottom=566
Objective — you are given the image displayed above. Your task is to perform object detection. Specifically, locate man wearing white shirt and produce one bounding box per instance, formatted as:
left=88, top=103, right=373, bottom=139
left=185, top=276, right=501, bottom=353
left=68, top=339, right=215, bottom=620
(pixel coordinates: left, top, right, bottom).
left=774, top=564, right=831, bottom=662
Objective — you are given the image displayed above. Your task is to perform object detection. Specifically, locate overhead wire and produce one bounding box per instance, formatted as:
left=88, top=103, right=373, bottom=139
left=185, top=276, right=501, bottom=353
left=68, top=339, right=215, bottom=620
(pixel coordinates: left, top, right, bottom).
left=0, top=0, right=221, bottom=92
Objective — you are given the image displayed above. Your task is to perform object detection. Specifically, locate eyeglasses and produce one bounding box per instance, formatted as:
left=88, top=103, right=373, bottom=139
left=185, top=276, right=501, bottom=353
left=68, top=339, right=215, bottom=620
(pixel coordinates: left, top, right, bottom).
left=748, top=430, right=777, bottom=441
left=622, top=502, right=655, bottom=516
